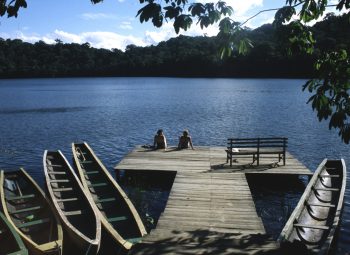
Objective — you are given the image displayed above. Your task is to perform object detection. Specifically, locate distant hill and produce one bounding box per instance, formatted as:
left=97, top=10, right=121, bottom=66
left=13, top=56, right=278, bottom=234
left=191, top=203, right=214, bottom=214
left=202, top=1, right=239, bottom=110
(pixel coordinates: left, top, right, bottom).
left=0, top=13, right=349, bottom=78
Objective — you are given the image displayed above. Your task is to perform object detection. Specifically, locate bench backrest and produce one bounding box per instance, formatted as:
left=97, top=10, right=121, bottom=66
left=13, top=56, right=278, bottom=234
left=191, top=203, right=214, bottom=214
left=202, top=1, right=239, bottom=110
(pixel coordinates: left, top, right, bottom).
left=227, top=137, right=288, bottom=150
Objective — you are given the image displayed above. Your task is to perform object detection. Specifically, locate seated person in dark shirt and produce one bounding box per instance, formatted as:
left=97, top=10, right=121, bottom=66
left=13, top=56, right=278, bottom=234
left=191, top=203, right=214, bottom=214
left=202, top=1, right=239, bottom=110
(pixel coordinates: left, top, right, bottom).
left=154, top=129, right=167, bottom=149
left=178, top=130, right=194, bottom=150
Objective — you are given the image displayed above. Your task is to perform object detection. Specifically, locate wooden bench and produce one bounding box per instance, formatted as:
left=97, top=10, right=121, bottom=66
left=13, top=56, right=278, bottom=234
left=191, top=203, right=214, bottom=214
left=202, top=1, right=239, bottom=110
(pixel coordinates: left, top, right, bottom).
left=226, top=137, right=288, bottom=166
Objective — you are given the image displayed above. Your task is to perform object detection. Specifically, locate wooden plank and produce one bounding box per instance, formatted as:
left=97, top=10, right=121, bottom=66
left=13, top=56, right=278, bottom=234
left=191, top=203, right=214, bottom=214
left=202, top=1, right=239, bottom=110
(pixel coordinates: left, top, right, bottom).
left=18, top=218, right=50, bottom=228
left=63, top=210, right=83, bottom=216
left=108, top=216, right=128, bottom=223
left=306, top=202, right=335, bottom=208
left=293, top=223, right=329, bottom=230
left=56, top=197, right=78, bottom=202
left=47, top=171, right=66, bottom=175
left=114, top=146, right=312, bottom=255
left=11, top=205, right=43, bottom=214
left=6, top=194, right=35, bottom=201
left=52, top=187, right=73, bottom=192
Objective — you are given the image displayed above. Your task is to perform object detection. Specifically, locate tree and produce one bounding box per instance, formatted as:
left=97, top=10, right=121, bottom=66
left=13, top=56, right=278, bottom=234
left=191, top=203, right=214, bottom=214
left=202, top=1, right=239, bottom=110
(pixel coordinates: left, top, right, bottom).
left=277, top=1, right=350, bottom=144
left=1, top=0, right=350, bottom=143
left=0, top=0, right=27, bottom=17
left=134, top=0, right=350, bottom=143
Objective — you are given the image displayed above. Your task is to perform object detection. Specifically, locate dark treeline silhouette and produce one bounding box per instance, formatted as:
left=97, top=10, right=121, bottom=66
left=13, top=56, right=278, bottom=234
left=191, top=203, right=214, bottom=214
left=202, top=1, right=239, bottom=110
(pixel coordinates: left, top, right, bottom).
left=0, top=13, right=349, bottom=79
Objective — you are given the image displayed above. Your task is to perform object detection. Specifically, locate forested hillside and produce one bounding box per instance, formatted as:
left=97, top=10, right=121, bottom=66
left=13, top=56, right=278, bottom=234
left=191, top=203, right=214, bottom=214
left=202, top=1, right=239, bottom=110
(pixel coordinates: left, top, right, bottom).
left=0, top=13, right=349, bottom=78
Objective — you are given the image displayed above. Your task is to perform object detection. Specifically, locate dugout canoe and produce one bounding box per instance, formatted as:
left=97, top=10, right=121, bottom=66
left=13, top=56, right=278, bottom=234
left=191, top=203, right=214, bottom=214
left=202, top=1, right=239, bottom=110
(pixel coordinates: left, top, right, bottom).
left=0, top=211, right=28, bottom=255
left=43, top=150, right=101, bottom=255
left=0, top=168, right=63, bottom=255
left=279, top=159, right=346, bottom=254
left=72, top=142, right=147, bottom=251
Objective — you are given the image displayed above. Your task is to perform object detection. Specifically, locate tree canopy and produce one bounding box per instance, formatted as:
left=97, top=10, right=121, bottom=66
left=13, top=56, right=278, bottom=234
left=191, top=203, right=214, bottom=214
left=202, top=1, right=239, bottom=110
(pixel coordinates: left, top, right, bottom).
left=1, top=15, right=348, bottom=79
left=0, top=0, right=349, bottom=143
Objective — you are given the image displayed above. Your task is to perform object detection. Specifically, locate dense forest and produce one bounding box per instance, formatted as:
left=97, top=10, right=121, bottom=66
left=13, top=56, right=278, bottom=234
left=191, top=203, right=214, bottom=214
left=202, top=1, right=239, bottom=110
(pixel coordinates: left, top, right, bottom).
left=0, top=13, right=349, bottom=78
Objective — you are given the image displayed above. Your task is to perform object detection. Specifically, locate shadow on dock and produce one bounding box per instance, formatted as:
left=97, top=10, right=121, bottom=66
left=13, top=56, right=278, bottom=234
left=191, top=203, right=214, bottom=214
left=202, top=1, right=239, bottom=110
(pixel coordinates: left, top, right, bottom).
left=114, top=146, right=314, bottom=255
left=129, top=230, right=289, bottom=255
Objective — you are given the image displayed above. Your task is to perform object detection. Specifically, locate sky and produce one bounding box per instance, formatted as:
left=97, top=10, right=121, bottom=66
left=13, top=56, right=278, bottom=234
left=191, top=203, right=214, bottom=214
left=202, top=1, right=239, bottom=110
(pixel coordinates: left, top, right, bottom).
left=0, top=0, right=338, bottom=51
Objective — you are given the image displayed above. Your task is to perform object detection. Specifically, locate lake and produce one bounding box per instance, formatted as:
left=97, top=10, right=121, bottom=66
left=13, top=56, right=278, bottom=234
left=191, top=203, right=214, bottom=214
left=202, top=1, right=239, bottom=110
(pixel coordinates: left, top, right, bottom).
left=0, top=77, right=349, bottom=254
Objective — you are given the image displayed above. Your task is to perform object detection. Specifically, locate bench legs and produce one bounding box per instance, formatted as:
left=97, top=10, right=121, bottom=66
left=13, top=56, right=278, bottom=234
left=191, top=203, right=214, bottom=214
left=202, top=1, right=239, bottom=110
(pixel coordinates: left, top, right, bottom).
left=226, top=151, right=232, bottom=166
left=227, top=152, right=286, bottom=167
left=278, top=153, right=286, bottom=166
left=227, top=153, right=235, bottom=167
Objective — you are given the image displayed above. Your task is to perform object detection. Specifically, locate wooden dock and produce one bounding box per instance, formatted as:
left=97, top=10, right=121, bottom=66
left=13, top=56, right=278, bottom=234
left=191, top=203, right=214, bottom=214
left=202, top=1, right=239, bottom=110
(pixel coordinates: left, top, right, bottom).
left=114, top=146, right=312, bottom=255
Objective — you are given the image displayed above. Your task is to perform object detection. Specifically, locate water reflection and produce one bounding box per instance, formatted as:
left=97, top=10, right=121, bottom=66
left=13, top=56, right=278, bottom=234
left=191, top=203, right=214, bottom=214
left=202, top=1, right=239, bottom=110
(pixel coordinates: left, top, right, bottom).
left=0, top=106, right=89, bottom=115
left=118, top=170, right=176, bottom=232
left=0, top=77, right=348, bottom=253
left=247, top=174, right=306, bottom=239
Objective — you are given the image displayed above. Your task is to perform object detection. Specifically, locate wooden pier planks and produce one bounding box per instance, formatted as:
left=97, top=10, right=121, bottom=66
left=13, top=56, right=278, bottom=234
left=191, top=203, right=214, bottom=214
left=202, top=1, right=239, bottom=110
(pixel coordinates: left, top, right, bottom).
left=115, top=146, right=312, bottom=254
left=157, top=172, right=266, bottom=234
left=116, top=146, right=312, bottom=175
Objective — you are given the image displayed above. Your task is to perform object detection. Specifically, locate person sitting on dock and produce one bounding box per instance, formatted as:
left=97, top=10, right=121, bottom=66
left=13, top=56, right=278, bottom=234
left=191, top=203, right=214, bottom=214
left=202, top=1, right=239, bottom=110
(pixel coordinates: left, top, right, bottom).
left=154, top=129, right=167, bottom=150
left=178, top=130, right=194, bottom=150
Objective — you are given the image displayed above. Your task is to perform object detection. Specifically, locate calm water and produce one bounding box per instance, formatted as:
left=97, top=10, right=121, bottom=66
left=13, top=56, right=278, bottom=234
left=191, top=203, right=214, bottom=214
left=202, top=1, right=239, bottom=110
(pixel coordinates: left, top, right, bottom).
left=0, top=78, right=349, bottom=254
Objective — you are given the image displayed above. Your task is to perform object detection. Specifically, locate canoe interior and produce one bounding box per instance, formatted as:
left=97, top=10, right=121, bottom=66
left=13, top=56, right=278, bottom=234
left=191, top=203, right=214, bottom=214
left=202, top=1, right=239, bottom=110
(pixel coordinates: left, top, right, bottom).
left=2, top=170, right=59, bottom=246
left=282, top=159, right=345, bottom=251
left=0, top=212, right=27, bottom=255
left=45, top=151, right=98, bottom=240
left=73, top=143, right=143, bottom=240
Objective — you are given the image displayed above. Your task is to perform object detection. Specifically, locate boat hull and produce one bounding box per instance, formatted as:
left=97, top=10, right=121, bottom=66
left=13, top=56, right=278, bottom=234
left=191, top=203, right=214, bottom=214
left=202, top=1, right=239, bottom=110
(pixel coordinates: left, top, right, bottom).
left=72, top=142, right=147, bottom=251
left=0, top=212, right=28, bottom=255
left=0, top=168, right=63, bottom=255
left=279, top=159, right=346, bottom=254
left=44, top=150, right=101, bottom=255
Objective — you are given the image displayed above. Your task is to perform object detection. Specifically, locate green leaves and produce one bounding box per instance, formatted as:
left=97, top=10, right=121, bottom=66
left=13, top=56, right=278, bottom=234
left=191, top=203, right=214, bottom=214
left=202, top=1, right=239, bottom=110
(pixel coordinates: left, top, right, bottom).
left=218, top=17, right=232, bottom=33
left=238, top=38, right=253, bottom=55
left=188, top=3, right=205, bottom=17
left=0, top=1, right=7, bottom=16
left=303, top=49, right=350, bottom=143
left=279, top=1, right=350, bottom=143
left=337, top=0, right=350, bottom=10
left=273, top=6, right=296, bottom=27
left=188, top=3, right=222, bottom=29
left=164, top=5, right=181, bottom=19
left=216, top=1, right=233, bottom=16
left=136, top=0, right=233, bottom=34
left=276, top=21, right=315, bottom=55
left=137, top=2, right=163, bottom=27
left=284, top=0, right=328, bottom=23
left=217, top=18, right=253, bottom=58
left=0, top=0, right=27, bottom=18
left=173, top=14, right=192, bottom=33
left=284, top=0, right=350, bottom=23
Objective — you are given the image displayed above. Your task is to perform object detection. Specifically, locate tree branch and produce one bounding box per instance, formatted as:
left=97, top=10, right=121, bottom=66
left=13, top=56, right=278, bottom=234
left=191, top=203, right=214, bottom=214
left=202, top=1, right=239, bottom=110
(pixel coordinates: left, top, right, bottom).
left=238, top=2, right=341, bottom=28
left=239, top=8, right=281, bottom=27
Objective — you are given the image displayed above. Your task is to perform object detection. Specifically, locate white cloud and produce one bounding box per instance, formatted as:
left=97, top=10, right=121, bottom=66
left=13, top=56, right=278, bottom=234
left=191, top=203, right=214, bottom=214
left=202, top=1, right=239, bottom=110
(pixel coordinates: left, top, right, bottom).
left=197, top=0, right=263, bottom=17
left=0, top=29, right=149, bottom=51
left=284, top=4, right=348, bottom=27
left=54, top=30, right=83, bottom=44
left=119, top=21, right=133, bottom=30
left=192, top=0, right=274, bottom=28
left=140, top=0, right=266, bottom=41
left=80, top=12, right=118, bottom=20
left=143, top=23, right=176, bottom=45
left=143, top=20, right=220, bottom=45
left=2, top=31, right=56, bottom=44
left=52, top=30, right=147, bottom=50
left=226, top=0, right=263, bottom=17
left=0, top=0, right=274, bottom=51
